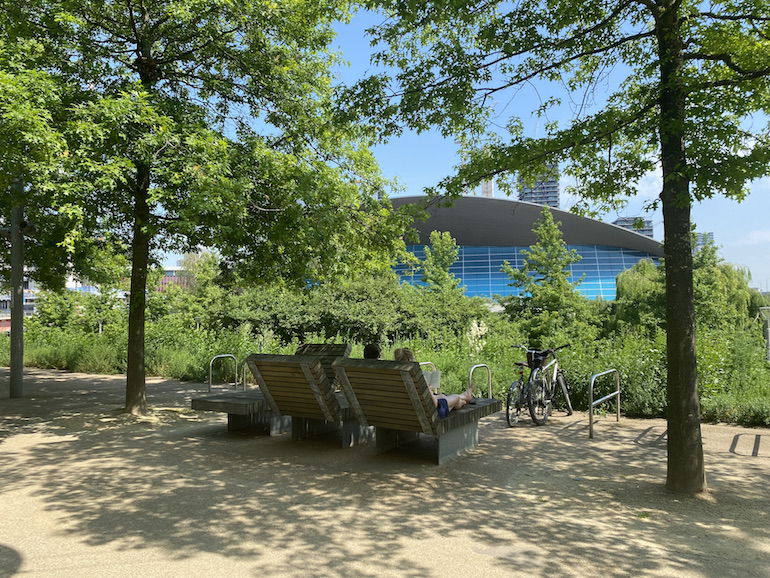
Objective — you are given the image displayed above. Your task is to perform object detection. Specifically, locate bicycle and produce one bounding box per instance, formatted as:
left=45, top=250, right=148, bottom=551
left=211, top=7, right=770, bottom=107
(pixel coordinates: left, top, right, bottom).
left=506, top=344, right=573, bottom=426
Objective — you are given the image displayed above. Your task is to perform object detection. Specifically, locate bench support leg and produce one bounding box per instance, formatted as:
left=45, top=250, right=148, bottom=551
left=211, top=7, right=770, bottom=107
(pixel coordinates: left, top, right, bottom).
left=341, top=419, right=375, bottom=448
left=291, top=417, right=374, bottom=447
left=375, top=427, right=420, bottom=454
left=228, top=412, right=291, bottom=435
left=436, top=421, right=479, bottom=464
left=292, top=417, right=338, bottom=440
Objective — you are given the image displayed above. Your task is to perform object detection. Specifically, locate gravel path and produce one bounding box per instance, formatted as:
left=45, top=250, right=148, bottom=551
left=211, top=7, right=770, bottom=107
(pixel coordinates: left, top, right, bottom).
left=1, top=368, right=768, bottom=577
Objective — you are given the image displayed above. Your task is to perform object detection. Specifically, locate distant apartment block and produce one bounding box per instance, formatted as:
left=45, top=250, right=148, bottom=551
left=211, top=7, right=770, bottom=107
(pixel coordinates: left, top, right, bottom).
left=695, top=231, right=715, bottom=251
left=0, top=279, right=36, bottom=333
left=518, top=165, right=559, bottom=208
left=612, top=217, right=654, bottom=238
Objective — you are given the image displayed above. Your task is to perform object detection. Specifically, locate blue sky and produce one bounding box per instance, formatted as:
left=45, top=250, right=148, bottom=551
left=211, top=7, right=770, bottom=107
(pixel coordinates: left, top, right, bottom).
left=331, top=12, right=770, bottom=291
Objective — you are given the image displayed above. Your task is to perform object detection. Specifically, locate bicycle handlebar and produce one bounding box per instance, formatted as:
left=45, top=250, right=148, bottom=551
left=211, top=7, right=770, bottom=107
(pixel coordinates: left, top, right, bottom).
left=512, top=343, right=571, bottom=355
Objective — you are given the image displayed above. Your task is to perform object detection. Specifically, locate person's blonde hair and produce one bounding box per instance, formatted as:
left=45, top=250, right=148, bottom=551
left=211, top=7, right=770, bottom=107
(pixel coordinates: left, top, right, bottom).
left=394, top=347, right=415, bottom=362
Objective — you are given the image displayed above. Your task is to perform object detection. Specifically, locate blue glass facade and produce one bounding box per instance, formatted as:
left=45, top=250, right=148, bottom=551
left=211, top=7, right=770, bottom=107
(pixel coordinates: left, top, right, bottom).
left=395, top=244, right=660, bottom=300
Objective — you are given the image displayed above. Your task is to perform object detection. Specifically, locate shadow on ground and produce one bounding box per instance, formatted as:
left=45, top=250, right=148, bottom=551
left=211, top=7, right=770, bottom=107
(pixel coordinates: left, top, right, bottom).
left=1, top=368, right=768, bottom=576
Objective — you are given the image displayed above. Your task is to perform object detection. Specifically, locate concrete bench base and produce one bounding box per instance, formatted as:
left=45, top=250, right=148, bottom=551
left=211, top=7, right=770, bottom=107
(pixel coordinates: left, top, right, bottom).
left=229, top=412, right=292, bottom=435
left=375, top=398, right=501, bottom=464
left=291, top=392, right=374, bottom=446
left=191, top=390, right=291, bottom=434
left=292, top=416, right=375, bottom=447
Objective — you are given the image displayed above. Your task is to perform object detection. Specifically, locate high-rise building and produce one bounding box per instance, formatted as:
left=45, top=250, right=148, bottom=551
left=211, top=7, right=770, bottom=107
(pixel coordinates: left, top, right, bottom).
left=695, top=231, right=715, bottom=251
left=481, top=179, right=494, bottom=198
left=518, top=164, right=559, bottom=208
left=612, top=217, right=654, bottom=238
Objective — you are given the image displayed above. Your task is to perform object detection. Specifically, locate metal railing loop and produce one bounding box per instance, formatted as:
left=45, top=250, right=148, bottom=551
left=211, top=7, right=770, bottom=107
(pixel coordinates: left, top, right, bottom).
left=208, top=354, right=239, bottom=392
left=468, top=364, right=492, bottom=398
left=588, top=369, right=620, bottom=439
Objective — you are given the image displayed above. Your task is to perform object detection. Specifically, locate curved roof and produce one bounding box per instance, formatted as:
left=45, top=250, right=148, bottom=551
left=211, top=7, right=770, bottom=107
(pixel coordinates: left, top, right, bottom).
left=392, top=195, right=664, bottom=256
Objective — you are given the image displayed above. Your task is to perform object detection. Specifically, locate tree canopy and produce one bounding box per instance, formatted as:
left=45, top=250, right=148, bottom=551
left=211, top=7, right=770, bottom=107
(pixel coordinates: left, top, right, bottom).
left=1, top=0, right=414, bottom=413
left=420, top=230, right=461, bottom=291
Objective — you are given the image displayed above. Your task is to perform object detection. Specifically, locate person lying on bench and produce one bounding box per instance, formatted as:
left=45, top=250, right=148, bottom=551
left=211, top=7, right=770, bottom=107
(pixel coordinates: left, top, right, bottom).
left=393, top=347, right=475, bottom=418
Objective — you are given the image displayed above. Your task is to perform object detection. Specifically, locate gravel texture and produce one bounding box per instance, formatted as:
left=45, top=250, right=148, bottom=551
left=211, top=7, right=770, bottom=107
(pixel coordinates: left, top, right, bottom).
left=1, top=367, right=768, bottom=577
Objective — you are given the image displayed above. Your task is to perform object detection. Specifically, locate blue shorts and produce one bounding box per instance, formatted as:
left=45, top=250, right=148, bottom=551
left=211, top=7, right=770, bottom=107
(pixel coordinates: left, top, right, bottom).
left=437, top=398, right=450, bottom=418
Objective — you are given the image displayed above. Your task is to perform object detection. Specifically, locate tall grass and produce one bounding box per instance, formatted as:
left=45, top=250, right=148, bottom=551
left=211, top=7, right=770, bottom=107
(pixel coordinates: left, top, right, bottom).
left=4, top=314, right=769, bottom=427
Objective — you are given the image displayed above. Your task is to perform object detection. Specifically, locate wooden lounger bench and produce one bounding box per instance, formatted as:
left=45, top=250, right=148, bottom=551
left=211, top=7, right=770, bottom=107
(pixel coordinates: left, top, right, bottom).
left=332, top=358, right=502, bottom=464
left=190, top=343, right=350, bottom=434
left=246, top=349, right=373, bottom=447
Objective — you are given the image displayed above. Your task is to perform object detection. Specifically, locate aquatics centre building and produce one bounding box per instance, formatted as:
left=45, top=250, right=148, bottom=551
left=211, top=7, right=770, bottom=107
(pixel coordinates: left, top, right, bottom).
left=391, top=196, right=664, bottom=301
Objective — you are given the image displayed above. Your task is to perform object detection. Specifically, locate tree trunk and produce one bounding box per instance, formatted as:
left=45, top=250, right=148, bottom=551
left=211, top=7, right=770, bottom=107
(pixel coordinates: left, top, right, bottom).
left=125, top=163, right=151, bottom=415
left=655, top=1, right=707, bottom=493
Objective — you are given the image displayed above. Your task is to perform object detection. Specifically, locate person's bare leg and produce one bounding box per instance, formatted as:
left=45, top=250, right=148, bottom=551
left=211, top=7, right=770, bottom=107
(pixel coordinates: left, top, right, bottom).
left=459, top=384, right=475, bottom=404
left=439, top=393, right=466, bottom=411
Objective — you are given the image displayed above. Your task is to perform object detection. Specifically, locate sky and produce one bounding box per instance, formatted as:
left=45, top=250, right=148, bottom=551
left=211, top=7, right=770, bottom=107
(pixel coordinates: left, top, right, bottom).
left=329, top=12, right=770, bottom=292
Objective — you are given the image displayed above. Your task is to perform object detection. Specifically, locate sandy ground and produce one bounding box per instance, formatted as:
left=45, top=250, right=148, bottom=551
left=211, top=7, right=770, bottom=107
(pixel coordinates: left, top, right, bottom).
left=0, top=367, right=768, bottom=577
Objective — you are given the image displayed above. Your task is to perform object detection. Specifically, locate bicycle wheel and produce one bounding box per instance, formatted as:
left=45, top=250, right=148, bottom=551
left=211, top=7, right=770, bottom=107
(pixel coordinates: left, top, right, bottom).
left=506, top=381, right=524, bottom=427
left=528, top=372, right=551, bottom=425
left=555, top=370, right=573, bottom=415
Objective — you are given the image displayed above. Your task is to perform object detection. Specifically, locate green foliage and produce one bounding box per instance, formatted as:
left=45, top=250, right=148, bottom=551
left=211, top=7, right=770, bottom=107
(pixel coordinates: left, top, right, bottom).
left=0, top=38, right=109, bottom=290
left=698, top=324, right=770, bottom=426
left=615, top=242, right=768, bottom=335
left=7, top=248, right=770, bottom=427
left=500, top=206, right=594, bottom=346
left=420, top=230, right=461, bottom=290
left=0, top=334, right=8, bottom=366
left=613, top=259, right=667, bottom=334
left=693, top=241, right=759, bottom=330
left=564, top=329, right=669, bottom=418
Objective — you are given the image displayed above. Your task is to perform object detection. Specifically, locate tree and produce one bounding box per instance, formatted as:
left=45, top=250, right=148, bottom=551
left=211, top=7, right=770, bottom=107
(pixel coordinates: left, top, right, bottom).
left=346, top=0, right=770, bottom=493
left=615, top=238, right=767, bottom=333
left=614, top=259, right=667, bottom=334
left=420, top=230, right=461, bottom=291
left=2, top=0, right=413, bottom=414
left=692, top=239, right=761, bottom=330
left=0, top=36, right=125, bottom=398
left=501, top=206, right=586, bottom=344
left=0, top=39, right=102, bottom=290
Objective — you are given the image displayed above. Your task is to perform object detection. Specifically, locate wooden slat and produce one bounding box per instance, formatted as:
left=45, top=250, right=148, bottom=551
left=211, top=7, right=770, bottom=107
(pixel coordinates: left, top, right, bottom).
left=335, top=365, right=367, bottom=427
left=332, top=358, right=439, bottom=435
left=246, top=353, right=341, bottom=422
left=294, top=343, right=351, bottom=387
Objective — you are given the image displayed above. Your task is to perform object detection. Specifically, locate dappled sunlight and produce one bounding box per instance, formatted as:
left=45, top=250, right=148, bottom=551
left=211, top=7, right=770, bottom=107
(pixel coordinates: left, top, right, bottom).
left=1, top=368, right=768, bottom=576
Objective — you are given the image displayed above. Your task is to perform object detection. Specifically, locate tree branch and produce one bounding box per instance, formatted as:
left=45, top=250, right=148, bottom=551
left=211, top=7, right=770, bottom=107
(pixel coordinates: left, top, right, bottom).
left=685, top=51, right=770, bottom=79
left=699, top=11, right=770, bottom=22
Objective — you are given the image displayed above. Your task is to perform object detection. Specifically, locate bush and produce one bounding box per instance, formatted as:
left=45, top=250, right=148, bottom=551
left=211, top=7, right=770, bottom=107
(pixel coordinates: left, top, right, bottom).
left=22, top=324, right=126, bottom=374
left=0, top=334, right=9, bottom=366
left=8, top=264, right=770, bottom=428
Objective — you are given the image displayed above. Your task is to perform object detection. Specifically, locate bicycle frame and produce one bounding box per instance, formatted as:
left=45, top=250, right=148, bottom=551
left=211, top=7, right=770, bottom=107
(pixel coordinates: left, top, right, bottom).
left=507, top=343, right=571, bottom=427
left=532, top=356, right=559, bottom=390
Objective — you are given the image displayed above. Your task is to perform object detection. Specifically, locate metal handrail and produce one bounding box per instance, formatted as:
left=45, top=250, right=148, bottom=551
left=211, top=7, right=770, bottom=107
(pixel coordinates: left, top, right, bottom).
left=468, top=364, right=492, bottom=398
left=588, top=368, right=620, bottom=438
left=419, top=362, right=440, bottom=393
left=242, top=360, right=251, bottom=390
left=208, top=354, right=238, bottom=392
